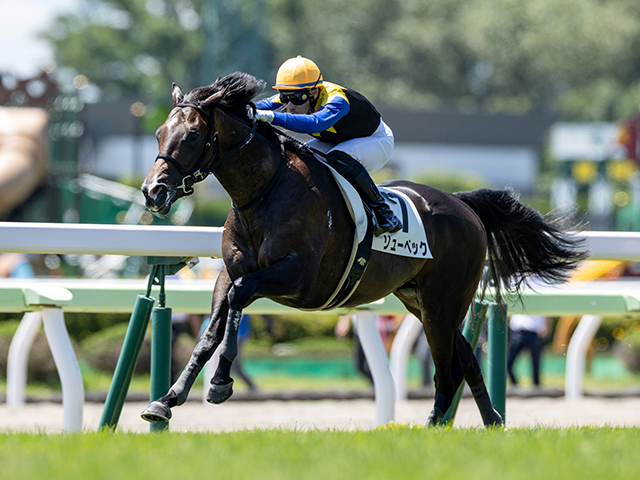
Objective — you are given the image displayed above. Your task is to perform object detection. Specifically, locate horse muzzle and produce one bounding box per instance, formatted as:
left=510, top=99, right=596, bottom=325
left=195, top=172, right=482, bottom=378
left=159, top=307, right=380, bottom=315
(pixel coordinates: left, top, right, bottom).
left=141, top=180, right=175, bottom=215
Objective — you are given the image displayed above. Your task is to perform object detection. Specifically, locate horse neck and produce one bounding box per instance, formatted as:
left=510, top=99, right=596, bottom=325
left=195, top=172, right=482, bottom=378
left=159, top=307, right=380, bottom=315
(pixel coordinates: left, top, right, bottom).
left=211, top=110, right=282, bottom=208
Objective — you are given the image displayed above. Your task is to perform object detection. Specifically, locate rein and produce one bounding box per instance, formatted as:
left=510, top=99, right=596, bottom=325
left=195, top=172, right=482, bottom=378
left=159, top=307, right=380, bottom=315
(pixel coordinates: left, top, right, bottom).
left=154, top=102, right=257, bottom=195
left=261, top=122, right=349, bottom=168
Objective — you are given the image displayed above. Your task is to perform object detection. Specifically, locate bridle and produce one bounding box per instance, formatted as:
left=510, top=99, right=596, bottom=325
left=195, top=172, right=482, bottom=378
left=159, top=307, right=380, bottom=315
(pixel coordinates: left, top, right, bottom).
left=154, top=102, right=258, bottom=196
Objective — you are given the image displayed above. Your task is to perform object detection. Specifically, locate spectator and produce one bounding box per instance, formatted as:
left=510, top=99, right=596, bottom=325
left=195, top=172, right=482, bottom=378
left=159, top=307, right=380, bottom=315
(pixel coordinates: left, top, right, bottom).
left=0, top=253, right=34, bottom=278
left=335, top=314, right=372, bottom=383
left=335, top=314, right=405, bottom=384
left=170, top=312, right=203, bottom=383
left=507, top=314, right=551, bottom=388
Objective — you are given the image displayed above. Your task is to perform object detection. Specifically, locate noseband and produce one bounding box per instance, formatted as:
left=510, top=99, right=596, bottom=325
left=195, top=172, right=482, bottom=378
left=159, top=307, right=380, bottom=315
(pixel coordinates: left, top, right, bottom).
left=155, top=102, right=257, bottom=195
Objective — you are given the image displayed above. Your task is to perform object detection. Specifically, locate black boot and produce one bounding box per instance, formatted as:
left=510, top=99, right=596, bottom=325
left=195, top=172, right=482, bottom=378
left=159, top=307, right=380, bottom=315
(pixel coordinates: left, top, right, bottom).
left=326, top=151, right=402, bottom=236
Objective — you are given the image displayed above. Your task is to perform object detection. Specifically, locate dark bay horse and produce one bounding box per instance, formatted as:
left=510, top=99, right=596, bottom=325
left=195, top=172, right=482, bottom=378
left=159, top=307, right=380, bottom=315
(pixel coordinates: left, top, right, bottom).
left=140, top=72, right=586, bottom=427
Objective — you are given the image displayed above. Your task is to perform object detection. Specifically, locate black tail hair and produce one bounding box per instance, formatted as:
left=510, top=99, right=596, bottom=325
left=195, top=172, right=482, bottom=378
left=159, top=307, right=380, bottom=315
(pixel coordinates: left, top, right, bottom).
left=455, top=188, right=589, bottom=302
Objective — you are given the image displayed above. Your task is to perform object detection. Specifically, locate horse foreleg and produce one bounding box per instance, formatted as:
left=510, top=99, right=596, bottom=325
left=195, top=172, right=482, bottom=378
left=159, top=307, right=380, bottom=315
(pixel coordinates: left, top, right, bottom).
left=141, top=268, right=232, bottom=423
left=207, top=257, right=308, bottom=403
left=206, top=308, right=242, bottom=404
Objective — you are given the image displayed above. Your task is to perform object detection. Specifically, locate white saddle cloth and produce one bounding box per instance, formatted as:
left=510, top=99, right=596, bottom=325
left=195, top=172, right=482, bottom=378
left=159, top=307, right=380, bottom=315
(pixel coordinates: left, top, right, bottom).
left=325, top=164, right=432, bottom=259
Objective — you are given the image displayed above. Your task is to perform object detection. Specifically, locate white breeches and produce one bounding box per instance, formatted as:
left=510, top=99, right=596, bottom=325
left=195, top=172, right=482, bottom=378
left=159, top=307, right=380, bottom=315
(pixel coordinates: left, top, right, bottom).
left=306, top=119, right=394, bottom=172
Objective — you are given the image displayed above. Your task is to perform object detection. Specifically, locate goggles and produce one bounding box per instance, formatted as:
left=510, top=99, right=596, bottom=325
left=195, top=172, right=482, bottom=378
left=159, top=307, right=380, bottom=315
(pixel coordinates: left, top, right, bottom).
left=279, top=89, right=312, bottom=106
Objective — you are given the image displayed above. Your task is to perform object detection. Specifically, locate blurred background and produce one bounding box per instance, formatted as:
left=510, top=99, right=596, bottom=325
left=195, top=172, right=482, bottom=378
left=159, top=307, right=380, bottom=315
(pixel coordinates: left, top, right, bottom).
left=3, top=0, right=640, bottom=398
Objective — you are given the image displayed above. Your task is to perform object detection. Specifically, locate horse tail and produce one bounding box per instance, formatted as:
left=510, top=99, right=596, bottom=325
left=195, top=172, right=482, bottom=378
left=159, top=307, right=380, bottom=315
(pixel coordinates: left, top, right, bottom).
left=455, top=188, right=589, bottom=302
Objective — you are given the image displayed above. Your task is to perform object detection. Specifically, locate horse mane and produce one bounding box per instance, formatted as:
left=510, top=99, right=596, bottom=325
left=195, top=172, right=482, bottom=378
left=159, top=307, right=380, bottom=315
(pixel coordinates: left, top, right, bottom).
left=183, top=72, right=314, bottom=159
left=184, top=72, right=266, bottom=116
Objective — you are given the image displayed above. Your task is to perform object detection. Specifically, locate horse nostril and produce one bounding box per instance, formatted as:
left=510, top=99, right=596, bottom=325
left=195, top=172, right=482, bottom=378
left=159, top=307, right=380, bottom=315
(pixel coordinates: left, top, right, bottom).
left=142, top=182, right=165, bottom=201
left=151, top=184, right=166, bottom=199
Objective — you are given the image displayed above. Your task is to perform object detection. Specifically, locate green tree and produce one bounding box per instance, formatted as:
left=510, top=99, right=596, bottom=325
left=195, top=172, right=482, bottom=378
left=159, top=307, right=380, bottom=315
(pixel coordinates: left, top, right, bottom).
left=269, top=0, right=640, bottom=117
left=44, top=0, right=203, bottom=102
left=44, top=0, right=640, bottom=121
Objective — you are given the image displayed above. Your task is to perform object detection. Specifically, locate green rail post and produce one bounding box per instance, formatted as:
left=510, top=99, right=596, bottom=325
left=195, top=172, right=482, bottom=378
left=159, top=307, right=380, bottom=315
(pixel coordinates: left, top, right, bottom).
left=144, top=257, right=187, bottom=432
left=487, top=302, right=508, bottom=423
left=98, top=292, right=155, bottom=430
left=441, top=300, right=488, bottom=425
left=98, top=258, right=187, bottom=432
left=149, top=305, right=172, bottom=432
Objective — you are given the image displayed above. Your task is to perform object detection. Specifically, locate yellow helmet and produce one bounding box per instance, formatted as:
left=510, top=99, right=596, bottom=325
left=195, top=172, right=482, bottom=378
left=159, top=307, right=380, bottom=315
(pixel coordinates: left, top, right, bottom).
left=274, top=56, right=323, bottom=90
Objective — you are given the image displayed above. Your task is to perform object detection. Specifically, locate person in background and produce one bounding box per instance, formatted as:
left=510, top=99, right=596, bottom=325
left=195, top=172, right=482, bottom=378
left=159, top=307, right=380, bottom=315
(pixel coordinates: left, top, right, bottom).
left=507, top=314, right=551, bottom=388
left=0, top=253, right=34, bottom=278
left=232, top=314, right=258, bottom=391
left=335, top=314, right=372, bottom=383
left=334, top=314, right=404, bottom=384
left=170, top=312, right=203, bottom=383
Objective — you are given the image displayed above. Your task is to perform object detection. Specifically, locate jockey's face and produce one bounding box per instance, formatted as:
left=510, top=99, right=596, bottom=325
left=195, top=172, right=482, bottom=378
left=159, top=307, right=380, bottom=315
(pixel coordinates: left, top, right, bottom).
left=281, top=88, right=319, bottom=114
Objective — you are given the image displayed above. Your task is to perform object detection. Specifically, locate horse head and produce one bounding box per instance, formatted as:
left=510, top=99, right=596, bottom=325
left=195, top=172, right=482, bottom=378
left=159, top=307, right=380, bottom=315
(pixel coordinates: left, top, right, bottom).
left=142, top=73, right=266, bottom=215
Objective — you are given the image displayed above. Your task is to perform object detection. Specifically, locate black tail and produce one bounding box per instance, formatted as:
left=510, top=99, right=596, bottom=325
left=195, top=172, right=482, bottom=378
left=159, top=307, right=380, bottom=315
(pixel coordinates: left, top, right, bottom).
left=455, top=189, right=589, bottom=302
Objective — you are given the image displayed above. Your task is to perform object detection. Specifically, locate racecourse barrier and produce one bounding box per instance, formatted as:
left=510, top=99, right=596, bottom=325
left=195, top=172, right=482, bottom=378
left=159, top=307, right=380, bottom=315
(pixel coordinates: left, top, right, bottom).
left=1, top=223, right=639, bottom=431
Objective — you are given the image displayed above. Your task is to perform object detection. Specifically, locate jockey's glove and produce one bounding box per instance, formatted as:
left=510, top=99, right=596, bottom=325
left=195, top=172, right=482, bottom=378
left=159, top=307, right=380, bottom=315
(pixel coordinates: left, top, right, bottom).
left=253, top=109, right=274, bottom=123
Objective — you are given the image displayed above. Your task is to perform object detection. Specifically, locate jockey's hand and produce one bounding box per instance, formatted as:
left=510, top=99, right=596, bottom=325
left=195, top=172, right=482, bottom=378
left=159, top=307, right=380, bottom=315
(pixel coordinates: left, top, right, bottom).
left=253, top=109, right=274, bottom=123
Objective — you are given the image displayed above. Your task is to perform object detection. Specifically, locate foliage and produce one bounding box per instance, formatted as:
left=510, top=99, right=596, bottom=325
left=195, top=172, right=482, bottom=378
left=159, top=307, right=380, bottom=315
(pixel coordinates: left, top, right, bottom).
left=410, top=171, right=487, bottom=193
left=79, top=323, right=151, bottom=374
left=0, top=321, right=61, bottom=385
left=43, top=0, right=204, bottom=103
left=44, top=0, right=640, bottom=121
left=190, top=195, right=232, bottom=227
left=616, top=330, right=640, bottom=372
left=76, top=323, right=194, bottom=375
left=269, top=0, right=640, bottom=115
left=63, top=312, right=131, bottom=343
left=249, top=314, right=340, bottom=344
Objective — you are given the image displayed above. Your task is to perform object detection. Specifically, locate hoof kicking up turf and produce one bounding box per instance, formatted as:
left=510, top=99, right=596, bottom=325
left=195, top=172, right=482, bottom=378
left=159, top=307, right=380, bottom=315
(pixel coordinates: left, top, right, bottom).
left=207, top=380, right=234, bottom=404
left=141, top=401, right=172, bottom=423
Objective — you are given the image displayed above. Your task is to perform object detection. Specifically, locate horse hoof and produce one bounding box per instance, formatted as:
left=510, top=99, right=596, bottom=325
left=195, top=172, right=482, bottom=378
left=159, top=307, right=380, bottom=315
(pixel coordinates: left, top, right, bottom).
left=141, top=401, right=172, bottom=423
left=207, top=381, right=234, bottom=404
left=484, top=410, right=504, bottom=428
left=426, top=407, right=444, bottom=427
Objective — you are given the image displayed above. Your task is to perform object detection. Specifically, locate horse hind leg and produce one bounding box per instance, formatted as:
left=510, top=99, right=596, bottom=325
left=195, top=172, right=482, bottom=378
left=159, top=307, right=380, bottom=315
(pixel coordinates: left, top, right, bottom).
left=394, top=292, right=462, bottom=426
left=455, top=331, right=503, bottom=427
left=421, top=320, right=464, bottom=427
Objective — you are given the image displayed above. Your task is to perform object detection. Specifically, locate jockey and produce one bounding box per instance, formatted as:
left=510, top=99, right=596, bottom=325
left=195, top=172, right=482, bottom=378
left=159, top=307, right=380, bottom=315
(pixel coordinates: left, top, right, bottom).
left=251, top=56, right=402, bottom=237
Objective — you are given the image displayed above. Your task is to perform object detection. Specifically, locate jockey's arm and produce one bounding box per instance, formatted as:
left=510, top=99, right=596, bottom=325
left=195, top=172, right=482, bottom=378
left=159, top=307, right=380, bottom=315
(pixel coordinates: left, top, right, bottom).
left=254, top=94, right=350, bottom=134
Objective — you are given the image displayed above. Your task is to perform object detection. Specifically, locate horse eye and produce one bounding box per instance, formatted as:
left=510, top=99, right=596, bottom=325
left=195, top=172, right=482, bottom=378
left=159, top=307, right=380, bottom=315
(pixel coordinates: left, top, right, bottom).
left=189, top=130, right=199, bottom=140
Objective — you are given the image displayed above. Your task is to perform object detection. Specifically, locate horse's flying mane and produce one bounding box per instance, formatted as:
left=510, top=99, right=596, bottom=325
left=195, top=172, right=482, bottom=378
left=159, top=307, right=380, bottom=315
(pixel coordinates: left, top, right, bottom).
left=183, top=71, right=308, bottom=154
left=184, top=72, right=266, bottom=115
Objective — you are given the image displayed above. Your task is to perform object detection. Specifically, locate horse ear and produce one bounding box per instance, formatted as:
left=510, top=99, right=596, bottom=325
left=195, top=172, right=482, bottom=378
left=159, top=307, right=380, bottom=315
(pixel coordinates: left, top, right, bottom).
left=172, top=83, right=184, bottom=105
left=201, top=90, right=224, bottom=109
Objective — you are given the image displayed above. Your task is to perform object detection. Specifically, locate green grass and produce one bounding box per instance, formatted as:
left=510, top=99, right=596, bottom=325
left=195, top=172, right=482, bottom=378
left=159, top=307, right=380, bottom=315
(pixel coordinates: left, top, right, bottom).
left=0, top=427, right=639, bottom=480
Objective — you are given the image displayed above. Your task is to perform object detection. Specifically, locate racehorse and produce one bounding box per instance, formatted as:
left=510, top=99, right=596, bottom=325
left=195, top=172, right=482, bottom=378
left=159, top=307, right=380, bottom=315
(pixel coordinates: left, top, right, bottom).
left=140, top=72, right=587, bottom=427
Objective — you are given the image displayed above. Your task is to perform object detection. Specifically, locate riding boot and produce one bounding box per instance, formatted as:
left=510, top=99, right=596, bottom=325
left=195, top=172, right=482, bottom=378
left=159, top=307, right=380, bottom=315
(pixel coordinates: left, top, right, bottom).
left=326, top=151, right=402, bottom=236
